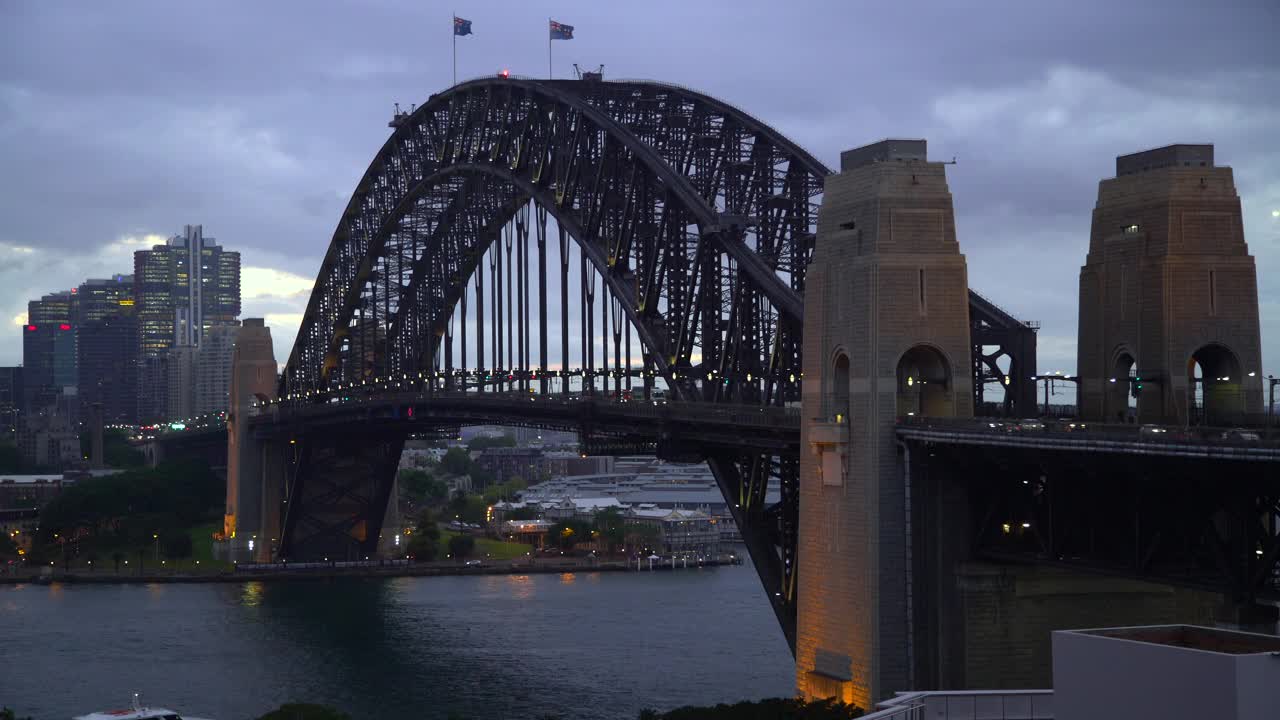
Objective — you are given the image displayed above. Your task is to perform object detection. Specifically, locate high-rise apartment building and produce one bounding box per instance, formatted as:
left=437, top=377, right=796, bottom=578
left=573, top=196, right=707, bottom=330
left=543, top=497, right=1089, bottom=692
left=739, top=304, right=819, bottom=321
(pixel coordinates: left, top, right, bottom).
left=78, top=313, right=139, bottom=425
left=134, top=225, right=241, bottom=422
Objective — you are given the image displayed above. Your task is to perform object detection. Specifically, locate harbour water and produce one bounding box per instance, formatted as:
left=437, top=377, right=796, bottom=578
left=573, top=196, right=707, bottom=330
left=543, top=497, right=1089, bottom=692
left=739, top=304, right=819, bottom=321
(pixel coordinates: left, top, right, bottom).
left=0, top=564, right=793, bottom=720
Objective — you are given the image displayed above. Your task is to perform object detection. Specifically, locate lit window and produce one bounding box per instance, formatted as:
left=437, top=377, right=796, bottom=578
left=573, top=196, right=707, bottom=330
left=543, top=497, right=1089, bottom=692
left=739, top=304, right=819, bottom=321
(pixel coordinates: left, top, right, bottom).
left=1122, top=224, right=1140, bottom=234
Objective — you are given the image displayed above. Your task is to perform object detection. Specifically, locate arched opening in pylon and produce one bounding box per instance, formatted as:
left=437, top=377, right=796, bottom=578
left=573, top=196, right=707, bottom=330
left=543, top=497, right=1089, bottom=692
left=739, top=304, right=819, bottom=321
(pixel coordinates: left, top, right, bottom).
left=1188, top=343, right=1243, bottom=425
left=831, top=351, right=850, bottom=423
left=896, top=345, right=952, bottom=417
left=1110, top=351, right=1137, bottom=423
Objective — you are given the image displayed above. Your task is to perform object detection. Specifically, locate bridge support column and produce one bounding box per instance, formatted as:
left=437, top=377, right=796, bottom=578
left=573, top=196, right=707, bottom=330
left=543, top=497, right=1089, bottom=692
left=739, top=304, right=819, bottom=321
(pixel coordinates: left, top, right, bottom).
left=225, top=318, right=278, bottom=560
left=797, top=140, right=973, bottom=709
left=1077, top=145, right=1263, bottom=425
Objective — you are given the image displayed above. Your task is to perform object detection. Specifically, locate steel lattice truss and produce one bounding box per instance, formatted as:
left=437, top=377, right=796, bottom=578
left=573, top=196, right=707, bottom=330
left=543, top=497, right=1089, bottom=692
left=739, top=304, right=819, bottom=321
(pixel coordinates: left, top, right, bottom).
left=279, top=78, right=1037, bottom=650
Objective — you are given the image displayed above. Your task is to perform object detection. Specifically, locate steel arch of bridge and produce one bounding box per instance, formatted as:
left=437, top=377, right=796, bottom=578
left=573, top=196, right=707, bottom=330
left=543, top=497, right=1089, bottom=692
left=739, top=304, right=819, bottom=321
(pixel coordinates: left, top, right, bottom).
left=279, top=77, right=1034, bottom=650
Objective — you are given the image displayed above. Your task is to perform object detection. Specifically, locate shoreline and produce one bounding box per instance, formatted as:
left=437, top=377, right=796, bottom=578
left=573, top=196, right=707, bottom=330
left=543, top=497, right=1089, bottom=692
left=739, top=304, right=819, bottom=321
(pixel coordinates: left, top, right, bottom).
left=0, top=556, right=742, bottom=585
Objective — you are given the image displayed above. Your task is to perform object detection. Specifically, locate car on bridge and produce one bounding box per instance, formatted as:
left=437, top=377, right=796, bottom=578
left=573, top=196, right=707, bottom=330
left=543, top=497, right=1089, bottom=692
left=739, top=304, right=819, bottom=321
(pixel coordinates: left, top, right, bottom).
left=1220, top=428, right=1262, bottom=443
left=1139, top=424, right=1170, bottom=438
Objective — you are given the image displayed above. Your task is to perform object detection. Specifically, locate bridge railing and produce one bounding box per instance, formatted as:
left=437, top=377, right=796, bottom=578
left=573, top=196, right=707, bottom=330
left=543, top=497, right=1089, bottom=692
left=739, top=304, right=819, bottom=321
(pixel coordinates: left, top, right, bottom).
left=261, top=388, right=801, bottom=430
left=896, top=415, right=1280, bottom=451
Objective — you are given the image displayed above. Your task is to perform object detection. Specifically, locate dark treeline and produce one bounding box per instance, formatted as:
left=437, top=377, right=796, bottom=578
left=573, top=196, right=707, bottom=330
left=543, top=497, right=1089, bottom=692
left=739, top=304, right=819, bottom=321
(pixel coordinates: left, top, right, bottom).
left=33, top=459, right=221, bottom=562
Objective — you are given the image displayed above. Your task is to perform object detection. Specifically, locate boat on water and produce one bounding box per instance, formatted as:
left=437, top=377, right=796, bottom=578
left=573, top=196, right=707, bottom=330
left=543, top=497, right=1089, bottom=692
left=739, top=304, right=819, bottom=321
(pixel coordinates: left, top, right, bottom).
left=73, top=694, right=213, bottom=720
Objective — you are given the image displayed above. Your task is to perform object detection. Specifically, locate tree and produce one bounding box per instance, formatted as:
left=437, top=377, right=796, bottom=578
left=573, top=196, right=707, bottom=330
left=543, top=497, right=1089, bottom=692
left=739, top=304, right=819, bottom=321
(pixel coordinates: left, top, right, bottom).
left=594, top=508, right=626, bottom=554
left=625, top=522, right=662, bottom=554
left=551, top=520, right=591, bottom=550
left=440, top=447, right=473, bottom=476
left=257, top=704, right=352, bottom=720
left=413, top=508, right=441, bottom=540
left=0, top=532, right=19, bottom=562
left=448, top=533, right=475, bottom=560
left=163, top=532, right=193, bottom=560
left=79, top=428, right=145, bottom=468
left=399, top=469, right=449, bottom=505
left=1, top=707, right=34, bottom=720
left=447, top=492, right=488, bottom=525
left=407, top=532, right=438, bottom=562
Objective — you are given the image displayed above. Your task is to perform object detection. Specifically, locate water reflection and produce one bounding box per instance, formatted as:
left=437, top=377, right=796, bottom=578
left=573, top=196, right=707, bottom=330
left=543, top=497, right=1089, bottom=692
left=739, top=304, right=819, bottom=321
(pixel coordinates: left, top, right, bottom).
left=240, top=580, right=263, bottom=606
left=506, top=574, right=534, bottom=599
left=1, top=569, right=794, bottom=720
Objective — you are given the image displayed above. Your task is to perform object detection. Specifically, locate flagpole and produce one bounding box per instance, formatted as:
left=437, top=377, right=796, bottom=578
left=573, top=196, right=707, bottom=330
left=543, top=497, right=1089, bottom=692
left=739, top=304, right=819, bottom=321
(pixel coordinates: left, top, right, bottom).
left=452, top=13, right=457, bottom=86
left=548, top=18, right=552, bottom=79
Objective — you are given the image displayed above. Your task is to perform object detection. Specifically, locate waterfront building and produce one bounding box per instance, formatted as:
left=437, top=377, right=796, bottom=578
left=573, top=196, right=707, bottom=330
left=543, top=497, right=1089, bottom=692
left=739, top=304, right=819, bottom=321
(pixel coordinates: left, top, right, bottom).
left=624, top=505, right=720, bottom=557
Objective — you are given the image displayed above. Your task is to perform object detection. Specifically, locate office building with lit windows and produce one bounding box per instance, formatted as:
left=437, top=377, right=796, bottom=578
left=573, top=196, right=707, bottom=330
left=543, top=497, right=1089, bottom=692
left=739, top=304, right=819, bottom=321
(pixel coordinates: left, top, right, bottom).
left=74, top=275, right=134, bottom=325
left=134, top=225, right=241, bottom=422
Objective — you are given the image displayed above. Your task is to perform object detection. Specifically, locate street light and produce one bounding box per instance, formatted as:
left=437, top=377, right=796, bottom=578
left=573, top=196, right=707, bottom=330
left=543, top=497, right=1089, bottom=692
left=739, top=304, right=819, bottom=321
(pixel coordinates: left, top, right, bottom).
left=1269, top=375, right=1279, bottom=426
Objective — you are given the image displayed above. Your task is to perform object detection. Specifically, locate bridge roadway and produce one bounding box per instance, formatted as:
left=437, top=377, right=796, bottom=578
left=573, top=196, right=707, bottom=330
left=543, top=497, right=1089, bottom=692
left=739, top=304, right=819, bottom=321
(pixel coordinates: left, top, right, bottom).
left=896, top=416, right=1280, bottom=462
left=158, top=390, right=1279, bottom=465
left=249, top=389, right=802, bottom=458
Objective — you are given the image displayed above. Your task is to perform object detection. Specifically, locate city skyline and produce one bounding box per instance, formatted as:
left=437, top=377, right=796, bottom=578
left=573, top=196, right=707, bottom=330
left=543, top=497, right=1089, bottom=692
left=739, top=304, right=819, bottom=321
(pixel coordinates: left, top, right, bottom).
left=1, top=1, right=1277, bottom=376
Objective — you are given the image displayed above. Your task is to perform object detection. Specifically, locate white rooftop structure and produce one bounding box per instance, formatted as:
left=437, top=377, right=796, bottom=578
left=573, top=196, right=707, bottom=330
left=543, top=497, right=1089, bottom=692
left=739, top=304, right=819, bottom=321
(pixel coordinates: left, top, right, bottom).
left=860, top=624, right=1280, bottom=720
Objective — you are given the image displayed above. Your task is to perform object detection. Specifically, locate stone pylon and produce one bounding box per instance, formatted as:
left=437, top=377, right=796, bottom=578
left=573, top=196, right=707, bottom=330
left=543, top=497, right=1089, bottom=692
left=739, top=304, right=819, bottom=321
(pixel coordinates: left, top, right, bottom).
left=1077, top=144, right=1263, bottom=426
left=796, top=140, right=973, bottom=708
left=224, top=318, right=279, bottom=561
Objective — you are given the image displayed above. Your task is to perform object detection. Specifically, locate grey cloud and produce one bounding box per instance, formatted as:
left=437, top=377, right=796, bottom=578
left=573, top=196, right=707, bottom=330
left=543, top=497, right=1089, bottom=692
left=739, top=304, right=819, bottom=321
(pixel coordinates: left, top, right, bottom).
left=1, top=0, right=1277, bottom=373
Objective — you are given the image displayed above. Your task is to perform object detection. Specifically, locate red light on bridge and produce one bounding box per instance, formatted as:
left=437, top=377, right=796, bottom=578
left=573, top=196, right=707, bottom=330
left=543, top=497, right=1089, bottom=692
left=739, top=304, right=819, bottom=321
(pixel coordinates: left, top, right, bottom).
left=499, top=69, right=510, bottom=79
left=59, top=323, right=71, bottom=331
left=25, top=324, right=36, bottom=331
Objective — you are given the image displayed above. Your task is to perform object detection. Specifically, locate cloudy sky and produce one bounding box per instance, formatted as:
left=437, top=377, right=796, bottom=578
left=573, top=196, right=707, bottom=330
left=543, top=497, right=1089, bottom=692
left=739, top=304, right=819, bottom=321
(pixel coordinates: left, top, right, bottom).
left=2, top=1, right=1277, bottom=380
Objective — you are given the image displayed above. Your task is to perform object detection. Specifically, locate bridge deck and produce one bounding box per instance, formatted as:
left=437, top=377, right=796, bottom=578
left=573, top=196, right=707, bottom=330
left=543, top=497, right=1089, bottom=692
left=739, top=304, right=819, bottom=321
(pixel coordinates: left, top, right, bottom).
left=896, top=417, right=1280, bottom=462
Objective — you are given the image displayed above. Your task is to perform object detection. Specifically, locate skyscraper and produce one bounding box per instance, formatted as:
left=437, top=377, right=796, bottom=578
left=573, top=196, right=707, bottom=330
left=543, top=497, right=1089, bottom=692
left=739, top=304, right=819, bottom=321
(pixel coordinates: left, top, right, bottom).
left=195, top=324, right=240, bottom=415
left=77, top=313, right=139, bottom=425
left=166, top=345, right=198, bottom=421
left=75, top=274, right=134, bottom=325
left=73, top=274, right=137, bottom=424
left=21, top=291, right=76, bottom=416
left=0, top=366, right=23, bottom=440
left=134, top=225, right=241, bottom=422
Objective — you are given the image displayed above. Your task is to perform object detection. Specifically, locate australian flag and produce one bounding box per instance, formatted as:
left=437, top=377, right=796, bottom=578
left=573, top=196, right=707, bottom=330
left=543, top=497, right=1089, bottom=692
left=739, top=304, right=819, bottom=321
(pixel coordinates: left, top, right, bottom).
left=454, top=16, right=473, bottom=36
left=549, top=20, right=574, bottom=40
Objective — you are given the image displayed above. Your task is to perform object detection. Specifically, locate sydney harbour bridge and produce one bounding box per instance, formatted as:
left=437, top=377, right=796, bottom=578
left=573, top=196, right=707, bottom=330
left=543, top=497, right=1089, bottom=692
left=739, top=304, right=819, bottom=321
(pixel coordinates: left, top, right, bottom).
left=148, top=75, right=1278, bottom=705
